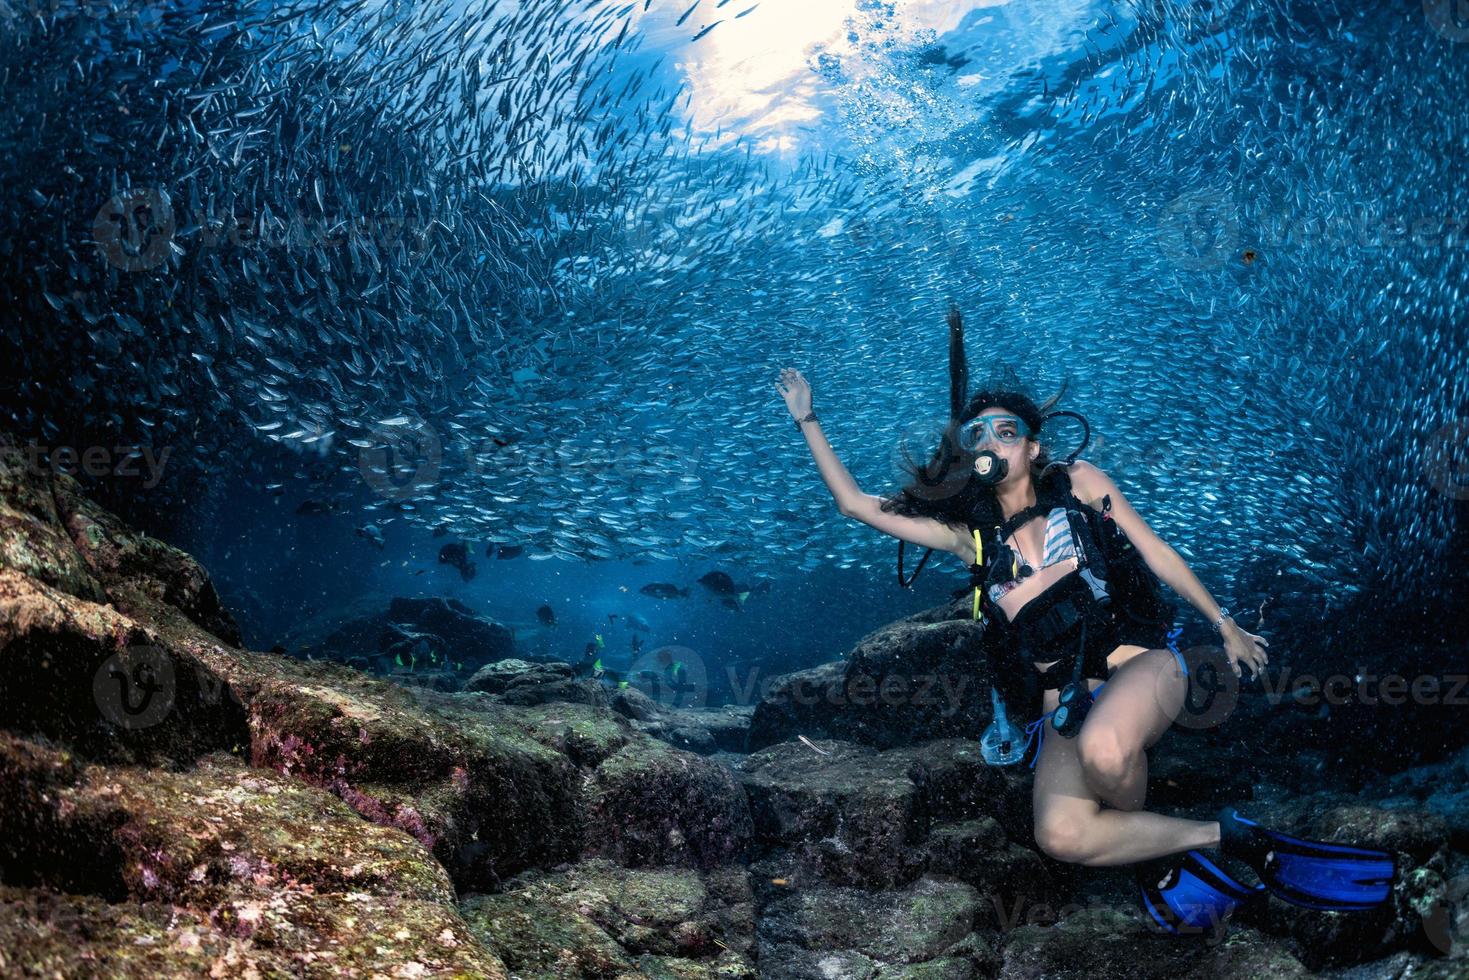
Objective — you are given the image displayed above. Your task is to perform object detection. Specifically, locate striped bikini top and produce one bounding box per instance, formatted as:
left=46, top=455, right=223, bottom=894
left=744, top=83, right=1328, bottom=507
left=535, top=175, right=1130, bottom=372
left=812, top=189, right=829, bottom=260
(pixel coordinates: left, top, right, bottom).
left=985, top=507, right=1079, bottom=605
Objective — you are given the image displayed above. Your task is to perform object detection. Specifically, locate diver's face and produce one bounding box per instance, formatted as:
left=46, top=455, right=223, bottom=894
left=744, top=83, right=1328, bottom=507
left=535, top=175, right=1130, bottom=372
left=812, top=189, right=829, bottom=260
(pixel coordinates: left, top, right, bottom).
left=967, top=408, right=1036, bottom=484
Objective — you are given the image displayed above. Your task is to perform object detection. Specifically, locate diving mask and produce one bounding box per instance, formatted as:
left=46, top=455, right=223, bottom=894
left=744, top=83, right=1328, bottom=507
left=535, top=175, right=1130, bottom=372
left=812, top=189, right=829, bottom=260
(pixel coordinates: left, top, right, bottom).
left=958, top=414, right=1031, bottom=451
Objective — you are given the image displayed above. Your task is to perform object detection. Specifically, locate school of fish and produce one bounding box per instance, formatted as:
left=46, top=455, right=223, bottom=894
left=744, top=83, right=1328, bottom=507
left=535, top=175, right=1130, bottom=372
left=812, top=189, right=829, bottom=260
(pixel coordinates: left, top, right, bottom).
left=0, top=0, right=1463, bottom=622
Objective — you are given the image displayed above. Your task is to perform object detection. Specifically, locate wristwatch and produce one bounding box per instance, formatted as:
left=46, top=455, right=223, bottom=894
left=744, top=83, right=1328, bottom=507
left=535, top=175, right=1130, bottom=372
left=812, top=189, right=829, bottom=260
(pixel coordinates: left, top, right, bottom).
left=1210, top=606, right=1233, bottom=633
left=794, top=411, right=818, bottom=430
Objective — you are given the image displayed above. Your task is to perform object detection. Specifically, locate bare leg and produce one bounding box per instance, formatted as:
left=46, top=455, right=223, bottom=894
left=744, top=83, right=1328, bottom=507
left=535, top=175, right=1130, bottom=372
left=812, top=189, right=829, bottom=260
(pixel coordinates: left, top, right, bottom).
left=1076, top=647, right=1187, bottom=810
left=1031, top=648, right=1222, bottom=866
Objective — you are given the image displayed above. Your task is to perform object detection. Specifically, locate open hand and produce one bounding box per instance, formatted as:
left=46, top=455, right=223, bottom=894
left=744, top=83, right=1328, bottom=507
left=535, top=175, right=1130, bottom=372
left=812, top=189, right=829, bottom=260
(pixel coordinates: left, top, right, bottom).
left=1223, top=622, right=1269, bottom=680
left=776, top=368, right=812, bottom=419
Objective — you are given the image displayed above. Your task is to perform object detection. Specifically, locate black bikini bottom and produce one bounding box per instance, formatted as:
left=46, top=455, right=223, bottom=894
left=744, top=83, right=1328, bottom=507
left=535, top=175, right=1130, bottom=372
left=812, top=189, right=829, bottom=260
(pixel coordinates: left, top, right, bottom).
left=1007, top=572, right=1118, bottom=691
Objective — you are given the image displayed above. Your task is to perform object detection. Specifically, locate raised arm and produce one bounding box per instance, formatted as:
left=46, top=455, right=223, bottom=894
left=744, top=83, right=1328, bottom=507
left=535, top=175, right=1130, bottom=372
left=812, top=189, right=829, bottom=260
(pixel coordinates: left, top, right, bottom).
left=840, top=492, right=968, bottom=554
left=1068, top=459, right=1268, bottom=678
left=777, top=368, right=967, bottom=556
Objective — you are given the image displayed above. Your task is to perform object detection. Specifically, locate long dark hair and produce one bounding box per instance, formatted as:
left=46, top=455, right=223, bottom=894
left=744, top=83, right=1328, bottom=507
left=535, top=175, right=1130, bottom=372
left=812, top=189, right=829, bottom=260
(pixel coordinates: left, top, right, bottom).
left=879, top=307, right=1070, bottom=560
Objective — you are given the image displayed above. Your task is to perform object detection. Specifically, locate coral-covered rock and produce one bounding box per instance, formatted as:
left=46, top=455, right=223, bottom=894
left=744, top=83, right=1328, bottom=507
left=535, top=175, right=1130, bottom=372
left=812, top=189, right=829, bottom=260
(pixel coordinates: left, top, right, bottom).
left=463, top=858, right=755, bottom=976
left=0, top=567, right=252, bottom=765
left=51, top=471, right=242, bottom=646
left=244, top=670, right=585, bottom=890
left=585, top=739, right=754, bottom=870
left=746, top=612, right=993, bottom=752
left=756, top=876, right=995, bottom=978
left=0, top=436, right=106, bottom=605
left=738, top=739, right=927, bottom=888
left=307, top=594, right=516, bottom=675
left=0, top=440, right=237, bottom=646
left=0, top=733, right=506, bottom=976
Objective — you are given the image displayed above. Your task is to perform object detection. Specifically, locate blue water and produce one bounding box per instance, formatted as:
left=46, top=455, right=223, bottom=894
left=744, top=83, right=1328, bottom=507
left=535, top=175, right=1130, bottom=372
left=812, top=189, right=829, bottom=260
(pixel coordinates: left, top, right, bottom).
left=1, top=0, right=1465, bottom=712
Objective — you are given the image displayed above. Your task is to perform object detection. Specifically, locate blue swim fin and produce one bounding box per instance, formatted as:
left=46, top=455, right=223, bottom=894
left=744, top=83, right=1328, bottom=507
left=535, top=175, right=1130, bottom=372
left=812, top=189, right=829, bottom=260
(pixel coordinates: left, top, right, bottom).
left=1218, top=807, right=1396, bottom=912
left=1138, top=849, right=1265, bottom=936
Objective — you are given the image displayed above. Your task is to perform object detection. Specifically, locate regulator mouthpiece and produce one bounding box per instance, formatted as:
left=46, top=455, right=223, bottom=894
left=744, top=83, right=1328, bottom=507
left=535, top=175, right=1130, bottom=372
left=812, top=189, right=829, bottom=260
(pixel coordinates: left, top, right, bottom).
left=972, top=450, right=1009, bottom=486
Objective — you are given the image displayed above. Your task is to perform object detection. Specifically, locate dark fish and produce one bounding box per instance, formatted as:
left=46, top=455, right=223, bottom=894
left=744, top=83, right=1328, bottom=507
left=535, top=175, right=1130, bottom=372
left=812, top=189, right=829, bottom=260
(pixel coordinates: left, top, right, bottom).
left=437, top=542, right=476, bottom=581
left=296, top=499, right=339, bottom=516
left=536, top=603, right=556, bottom=626
left=696, top=571, right=739, bottom=594
left=355, top=524, right=386, bottom=549
left=639, top=582, right=689, bottom=599
left=699, top=570, right=752, bottom=611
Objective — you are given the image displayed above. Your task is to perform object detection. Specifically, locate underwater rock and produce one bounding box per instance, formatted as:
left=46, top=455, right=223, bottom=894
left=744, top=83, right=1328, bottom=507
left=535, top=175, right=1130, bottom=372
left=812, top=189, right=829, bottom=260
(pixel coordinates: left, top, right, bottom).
left=755, top=875, right=997, bottom=978
left=51, top=472, right=243, bottom=647
left=995, top=904, right=1312, bottom=980
left=747, top=607, right=994, bottom=751
left=608, top=683, right=662, bottom=720
left=628, top=703, right=756, bottom=756
left=738, top=739, right=929, bottom=889
left=745, top=661, right=851, bottom=750
left=1383, top=743, right=1469, bottom=851
left=0, top=567, right=253, bottom=765
left=307, top=594, right=517, bottom=675
left=0, top=733, right=506, bottom=975
left=466, top=656, right=577, bottom=694
left=738, top=737, right=1057, bottom=895
left=243, top=670, right=586, bottom=890
left=466, top=655, right=610, bottom=708
left=0, top=886, right=296, bottom=977
left=584, top=738, right=754, bottom=871
left=0, top=434, right=107, bottom=605
left=0, top=433, right=240, bottom=646
left=880, top=738, right=1033, bottom=841
left=462, top=857, right=756, bottom=976
left=924, top=818, right=1054, bottom=930
left=0, top=459, right=756, bottom=890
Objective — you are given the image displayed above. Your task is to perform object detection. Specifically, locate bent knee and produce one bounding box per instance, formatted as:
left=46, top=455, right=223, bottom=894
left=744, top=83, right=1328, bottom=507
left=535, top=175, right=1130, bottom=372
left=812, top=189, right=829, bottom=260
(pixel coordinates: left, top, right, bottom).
left=1034, top=814, right=1091, bottom=864
left=1077, top=729, right=1138, bottom=786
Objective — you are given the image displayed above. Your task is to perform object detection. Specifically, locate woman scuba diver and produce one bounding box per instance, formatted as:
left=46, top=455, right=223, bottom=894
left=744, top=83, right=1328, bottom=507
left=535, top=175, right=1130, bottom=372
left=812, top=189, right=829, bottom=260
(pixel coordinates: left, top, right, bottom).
left=774, top=307, right=1396, bottom=938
